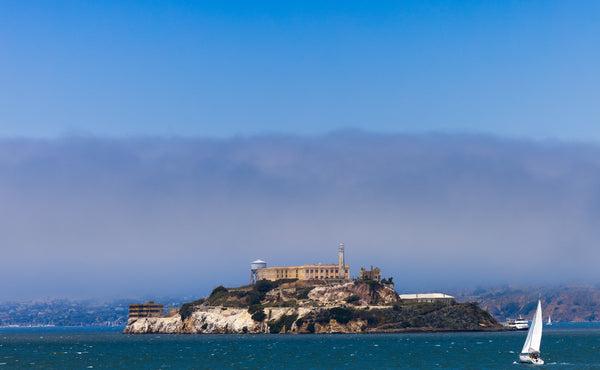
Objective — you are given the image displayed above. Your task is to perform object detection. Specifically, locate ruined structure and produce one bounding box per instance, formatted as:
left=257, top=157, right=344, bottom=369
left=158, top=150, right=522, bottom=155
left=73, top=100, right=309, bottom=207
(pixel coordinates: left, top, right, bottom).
left=359, top=265, right=381, bottom=281
left=128, top=301, right=165, bottom=319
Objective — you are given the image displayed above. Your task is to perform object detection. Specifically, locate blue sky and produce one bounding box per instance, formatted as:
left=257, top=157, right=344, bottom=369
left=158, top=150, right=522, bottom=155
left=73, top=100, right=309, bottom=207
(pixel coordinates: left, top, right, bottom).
left=2, top=2, right=600, bottom=300
left=2, top=1, right=599, bottom=140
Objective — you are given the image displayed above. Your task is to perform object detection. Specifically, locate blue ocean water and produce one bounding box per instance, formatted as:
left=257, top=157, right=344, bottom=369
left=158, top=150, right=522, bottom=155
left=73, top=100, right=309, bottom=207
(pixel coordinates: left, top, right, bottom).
left=1, top=323, right=599, bottom=369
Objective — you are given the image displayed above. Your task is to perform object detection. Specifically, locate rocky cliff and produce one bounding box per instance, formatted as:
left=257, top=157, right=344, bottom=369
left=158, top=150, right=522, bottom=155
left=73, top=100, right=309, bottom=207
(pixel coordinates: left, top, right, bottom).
left=124, top=280, right=504, bottom=334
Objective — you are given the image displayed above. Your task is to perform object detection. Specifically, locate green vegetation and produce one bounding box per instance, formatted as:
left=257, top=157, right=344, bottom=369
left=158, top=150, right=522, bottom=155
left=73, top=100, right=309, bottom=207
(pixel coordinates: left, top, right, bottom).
left=381, top=277, right=394, bottom=285
left=369, top=302, right=496, bottom=331
left=254, top=280, right=276, bottom=293
left=263, top=300, right=297, bottom=308
left=247, top=304, right=262, bottom=314
left=210, top=286, right=228, bottom=297
left=179, top=279, right=307, bottom=319
left=329, top=307, right=353, bottom=324
left=308, top=306, right=379, bottom=327
left=203, top=280, right=292, bottom=307
left=365, top=280, right=379, bottom=289
left=179, top=298, right=206, bottom=321
left=248, top=304, right=267, bottom=322
left=246, top=300, right=298, bottom=323
left=297, top=287, right=314, bottom=300
left=344, top=295, right=360, bottom=304
left=291, top=300, right=495, bottom=332
left=268, top=313, right=299, bottom=333
left=252, top=310, right=267, bottom=322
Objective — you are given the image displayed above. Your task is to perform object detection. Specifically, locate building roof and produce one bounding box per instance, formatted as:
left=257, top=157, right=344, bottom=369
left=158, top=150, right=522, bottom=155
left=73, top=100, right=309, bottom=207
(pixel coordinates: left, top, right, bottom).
left=399, top=293, right=454, bottom=300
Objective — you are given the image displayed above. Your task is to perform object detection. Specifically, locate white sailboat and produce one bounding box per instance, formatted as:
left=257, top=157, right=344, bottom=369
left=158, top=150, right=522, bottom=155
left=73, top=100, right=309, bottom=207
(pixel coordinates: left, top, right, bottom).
left=546, top=316, right=552, bottom=325
left=518, top=299, right=544, bottom=365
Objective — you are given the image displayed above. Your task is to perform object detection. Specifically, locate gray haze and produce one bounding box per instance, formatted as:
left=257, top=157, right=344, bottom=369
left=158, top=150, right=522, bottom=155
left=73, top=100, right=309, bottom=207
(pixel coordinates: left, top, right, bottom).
left=1, top=132, right=599, bottom=300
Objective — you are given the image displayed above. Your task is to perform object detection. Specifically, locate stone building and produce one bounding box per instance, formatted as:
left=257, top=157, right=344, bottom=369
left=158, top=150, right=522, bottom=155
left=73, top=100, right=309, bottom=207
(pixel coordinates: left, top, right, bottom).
left=254, top=244, right=350, bottom=282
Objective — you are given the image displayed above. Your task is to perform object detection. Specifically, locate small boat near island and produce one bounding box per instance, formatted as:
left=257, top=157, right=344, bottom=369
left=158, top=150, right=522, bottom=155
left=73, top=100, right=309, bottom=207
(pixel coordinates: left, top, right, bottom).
left=518, top=299, right=544, bottom=365
left=547, top=316, right=552, bottom=325
left=505, top=317, right=529, bottom=330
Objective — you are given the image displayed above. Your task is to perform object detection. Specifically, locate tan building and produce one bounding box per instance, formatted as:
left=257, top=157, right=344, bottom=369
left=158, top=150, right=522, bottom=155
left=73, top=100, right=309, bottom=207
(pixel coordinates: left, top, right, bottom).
left=257, top=263, right=350, bottom=281
left=128, top=301, right=165, bottom=319
left=254, top=244, right=350, bottom=282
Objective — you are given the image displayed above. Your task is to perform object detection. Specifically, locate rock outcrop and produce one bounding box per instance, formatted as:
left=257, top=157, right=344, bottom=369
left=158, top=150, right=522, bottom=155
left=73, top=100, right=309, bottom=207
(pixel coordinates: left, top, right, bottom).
left=123, top=315, right=182, bottom=334
left=308, top=281, right=398, bottom=306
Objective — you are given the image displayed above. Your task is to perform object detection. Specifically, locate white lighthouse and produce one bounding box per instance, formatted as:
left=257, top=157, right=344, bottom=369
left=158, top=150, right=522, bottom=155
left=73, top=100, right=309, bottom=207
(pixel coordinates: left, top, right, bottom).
left=338, top=243, right=345, bottom=274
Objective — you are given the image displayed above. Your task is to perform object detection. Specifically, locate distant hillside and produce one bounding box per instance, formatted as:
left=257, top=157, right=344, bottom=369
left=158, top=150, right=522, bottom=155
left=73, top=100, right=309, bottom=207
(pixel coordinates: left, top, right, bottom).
left=454, top=285, right=600, bottom=322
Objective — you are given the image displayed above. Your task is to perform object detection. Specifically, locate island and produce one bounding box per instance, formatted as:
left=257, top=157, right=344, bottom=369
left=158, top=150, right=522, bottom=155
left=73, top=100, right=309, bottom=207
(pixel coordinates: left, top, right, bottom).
left=123, top=279, right=504, bottom=334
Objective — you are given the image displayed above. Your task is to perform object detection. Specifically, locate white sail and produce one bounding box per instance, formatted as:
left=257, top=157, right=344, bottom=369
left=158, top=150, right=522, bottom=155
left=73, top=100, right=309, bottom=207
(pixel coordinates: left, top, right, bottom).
left=521, top=300, right=543, bottom=354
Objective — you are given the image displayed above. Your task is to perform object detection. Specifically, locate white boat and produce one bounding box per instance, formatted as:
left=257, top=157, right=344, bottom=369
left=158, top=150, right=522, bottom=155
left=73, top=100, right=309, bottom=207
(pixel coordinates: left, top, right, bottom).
left=506, top=317, right=529, bottom=330
left=518, top=299, right=544, bottom=365
left=546, top=316, right=552, bottom=325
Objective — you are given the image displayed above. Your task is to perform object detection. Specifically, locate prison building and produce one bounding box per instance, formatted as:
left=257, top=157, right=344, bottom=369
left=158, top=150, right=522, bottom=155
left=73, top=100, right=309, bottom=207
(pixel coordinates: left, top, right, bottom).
left=128, top=301, right=165, bottom=319
left=256, top=263, right=350, bottom=281
left=253, top=243, right=350, bottom=283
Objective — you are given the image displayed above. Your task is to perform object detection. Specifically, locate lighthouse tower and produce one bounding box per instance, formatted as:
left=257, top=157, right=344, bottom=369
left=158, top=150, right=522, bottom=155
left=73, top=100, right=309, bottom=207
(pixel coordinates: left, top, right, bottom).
left=338, top=243, right=345, bottom=276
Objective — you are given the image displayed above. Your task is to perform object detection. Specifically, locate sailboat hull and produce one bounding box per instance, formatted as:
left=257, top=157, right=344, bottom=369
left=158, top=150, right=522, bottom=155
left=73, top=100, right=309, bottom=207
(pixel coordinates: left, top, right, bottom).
left=518, top=300, right=544, bottom=365
left=519, top=354, right=544, bottom=365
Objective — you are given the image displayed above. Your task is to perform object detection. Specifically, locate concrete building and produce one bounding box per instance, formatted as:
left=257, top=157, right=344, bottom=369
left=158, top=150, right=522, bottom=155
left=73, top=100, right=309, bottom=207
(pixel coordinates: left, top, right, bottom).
left=254, top=244, right=350, bottom=282
left=128, top=301, right=165, bottom=319
left=399, top=293, right=455, bottom=304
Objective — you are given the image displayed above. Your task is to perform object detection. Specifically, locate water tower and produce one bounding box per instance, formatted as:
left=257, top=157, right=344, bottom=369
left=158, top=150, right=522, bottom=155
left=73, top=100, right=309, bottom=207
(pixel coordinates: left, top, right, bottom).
left=250, top=259, right=267, bottom=284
